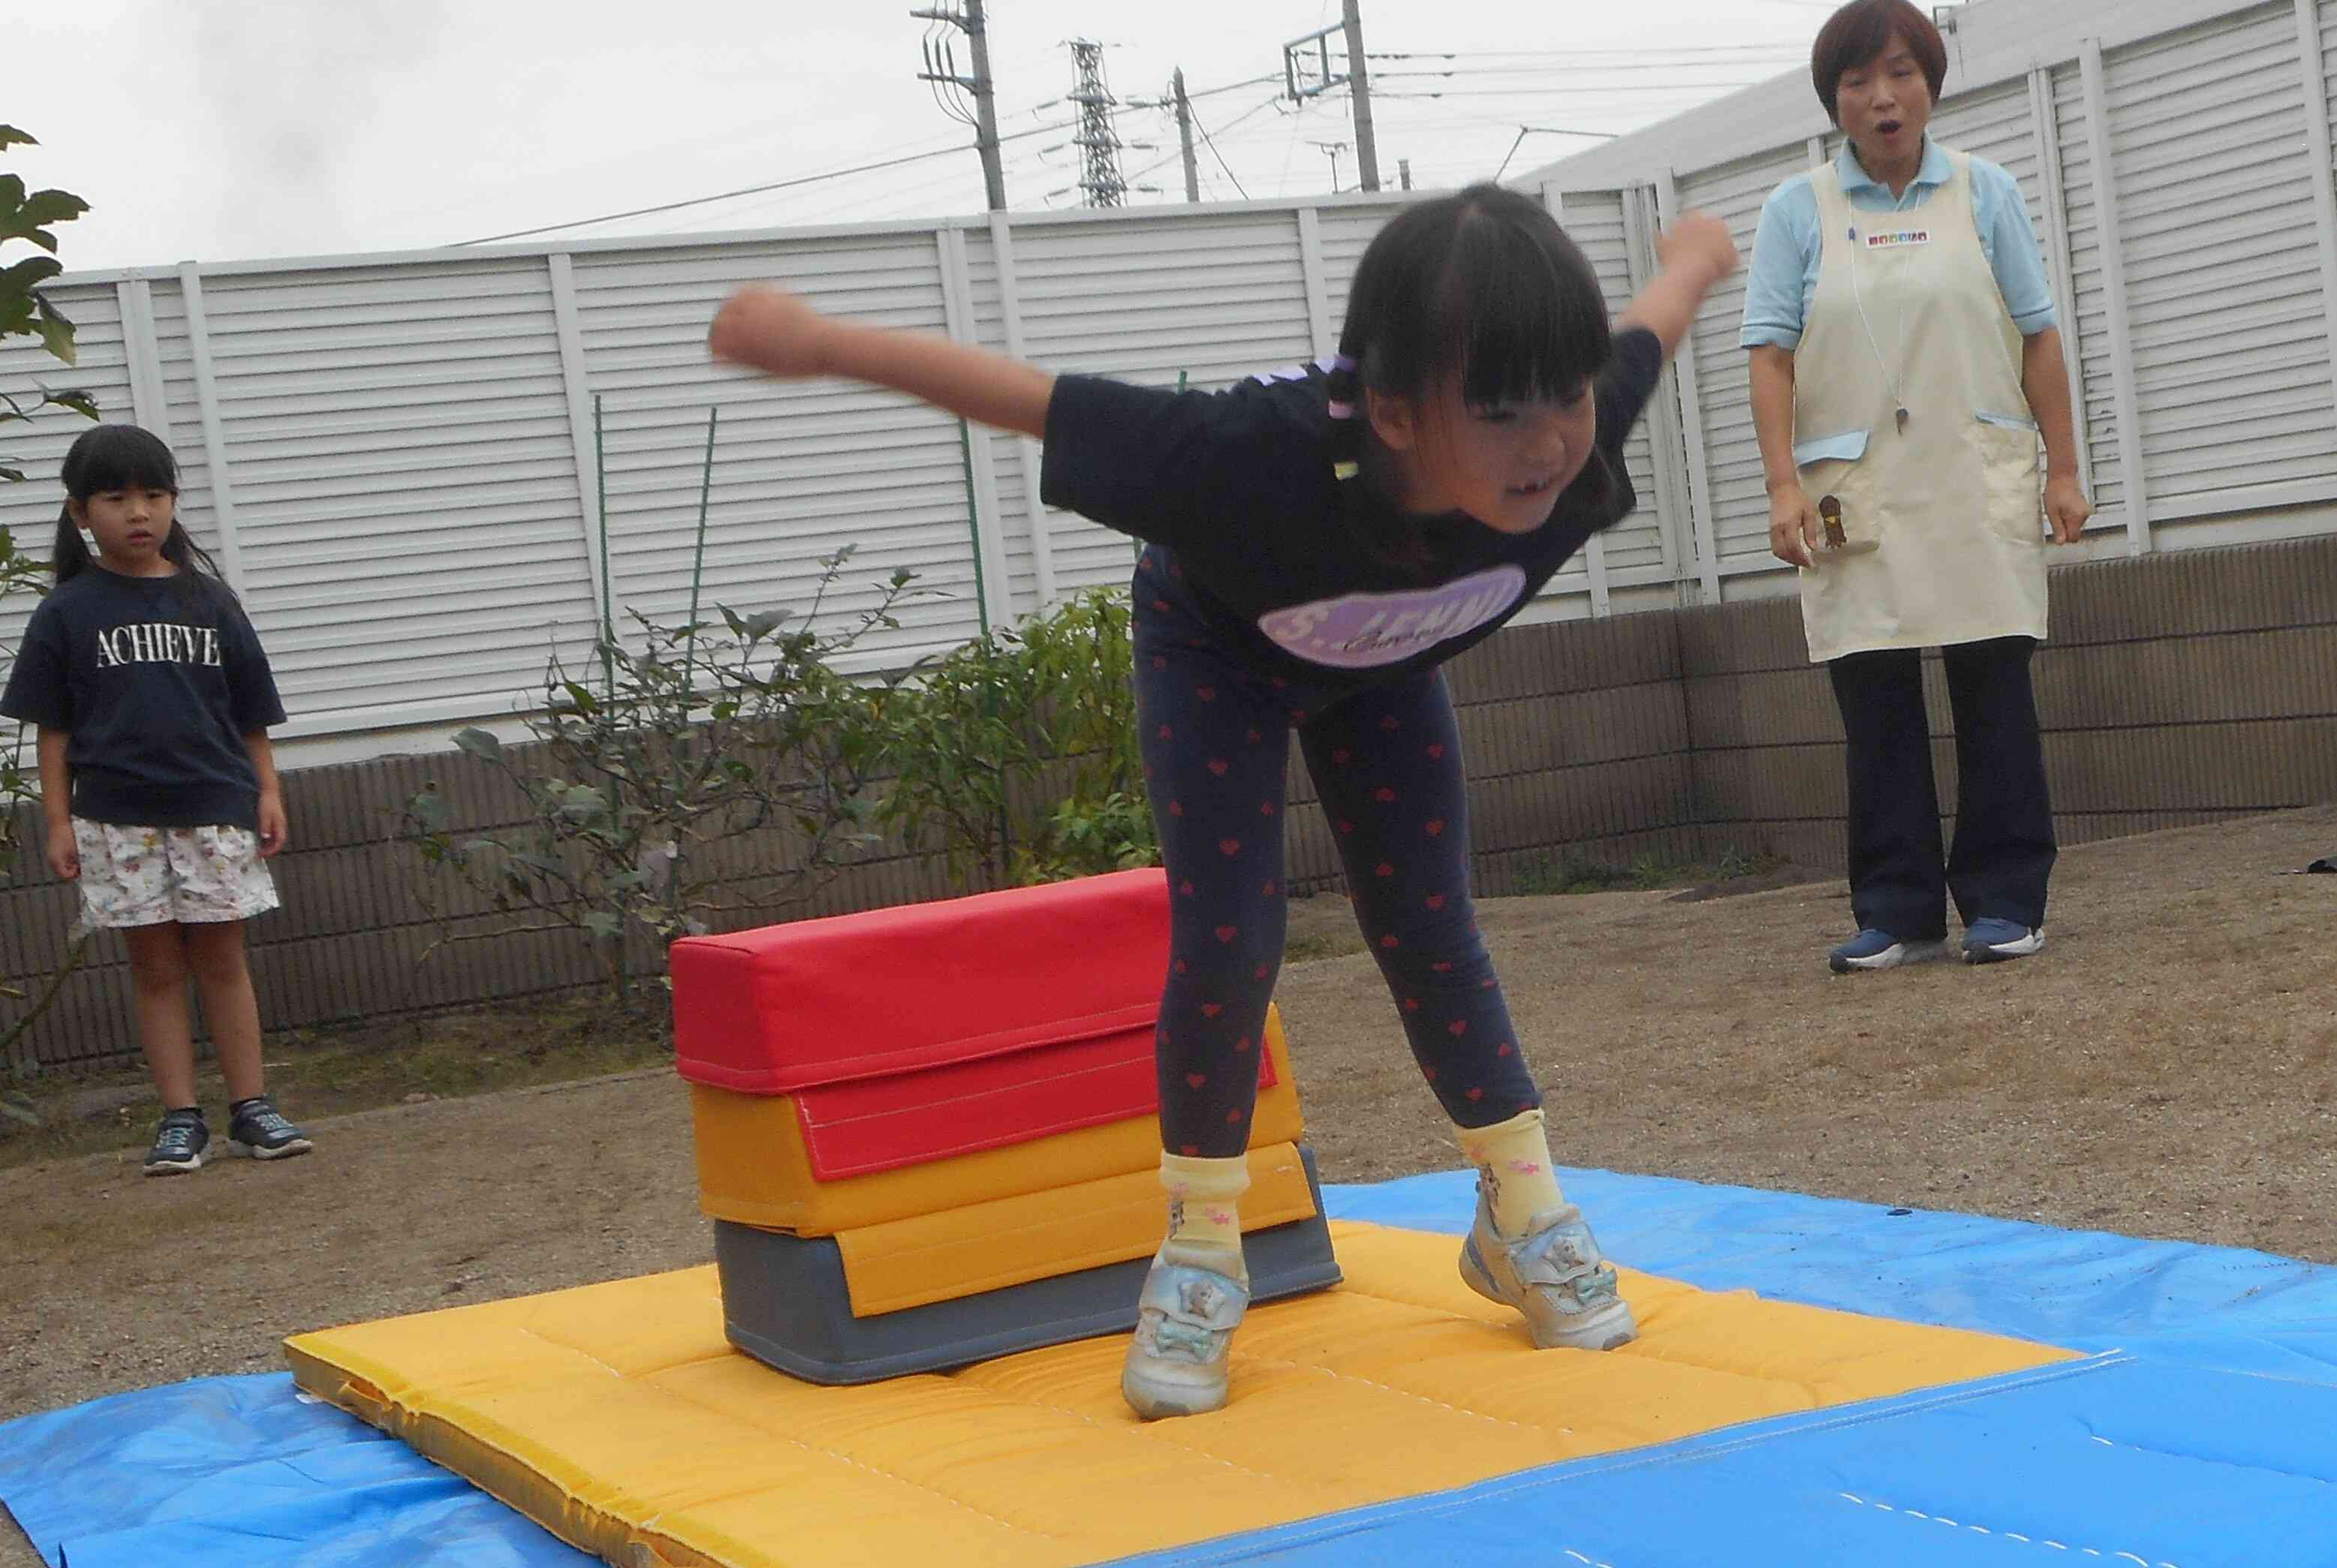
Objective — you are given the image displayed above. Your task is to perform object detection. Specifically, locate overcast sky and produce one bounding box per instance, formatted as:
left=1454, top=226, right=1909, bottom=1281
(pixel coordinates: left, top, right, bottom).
left=14, top=0, right=1853, bottom=276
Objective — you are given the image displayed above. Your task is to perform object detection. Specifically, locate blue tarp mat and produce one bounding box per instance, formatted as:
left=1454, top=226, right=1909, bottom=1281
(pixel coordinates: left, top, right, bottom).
left=1119, top=1353, right=2337, bottom=1566
left=0, top=1373, right=580, bottom=1567
left=9, top=1166, right=2337, bottom=1567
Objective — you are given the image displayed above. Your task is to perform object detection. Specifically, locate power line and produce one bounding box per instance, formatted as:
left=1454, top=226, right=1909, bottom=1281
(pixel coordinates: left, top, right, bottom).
left=1374, top=62, right=1792, bottom=79
left=451, top=119, right=1073, bottom=245
left=1127, top=92, right=1281, bottom=184
left=1189, top=100, right=1256, bottom=201
left=1368, top=45, right=1805, bottom=60
left=1377, top=83, right=1765, bottom=100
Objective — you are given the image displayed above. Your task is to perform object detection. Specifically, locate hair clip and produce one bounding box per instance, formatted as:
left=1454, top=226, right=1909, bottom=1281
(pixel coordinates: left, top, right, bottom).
left=1327, top=352, right=1357, bottom=372
left=1333, top=459, right=1360, bottom=481
left=1326, top=399, right=1355, bottom=420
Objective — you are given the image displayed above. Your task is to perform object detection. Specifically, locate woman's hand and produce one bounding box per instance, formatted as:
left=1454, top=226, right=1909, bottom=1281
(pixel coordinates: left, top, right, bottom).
left=709, top=286, right=842, bottom=379
left=1656, top=210, right=1742, bottom=290
left=1768, top=480, right=1818, bottom=567
left=44, top=820, right=78, bottom=881
left=2044, top=473, right=2091, bottom=544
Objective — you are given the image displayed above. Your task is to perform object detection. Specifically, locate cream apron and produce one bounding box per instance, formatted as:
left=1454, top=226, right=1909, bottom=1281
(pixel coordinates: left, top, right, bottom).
left=1791, top=148, right=2047, bottom=663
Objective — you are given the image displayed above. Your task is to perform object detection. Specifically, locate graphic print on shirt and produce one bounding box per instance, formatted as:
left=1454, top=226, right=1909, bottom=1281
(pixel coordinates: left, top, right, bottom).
left=1255, top=564, right=1530, bottom=670
left=92, top=622, right=224, bottom=671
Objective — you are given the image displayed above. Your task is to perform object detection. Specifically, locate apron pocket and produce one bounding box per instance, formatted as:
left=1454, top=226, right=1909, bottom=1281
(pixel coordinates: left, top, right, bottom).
left=1796, top=430, right=1879, bottom=558
left=1971, top=414, right=2044, bottom=544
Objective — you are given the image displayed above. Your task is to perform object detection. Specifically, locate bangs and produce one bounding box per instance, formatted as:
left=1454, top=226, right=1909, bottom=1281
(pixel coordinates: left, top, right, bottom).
left=62, top=423, right=179, bottom=498
left=1438, top=210, right=1611, bottom=408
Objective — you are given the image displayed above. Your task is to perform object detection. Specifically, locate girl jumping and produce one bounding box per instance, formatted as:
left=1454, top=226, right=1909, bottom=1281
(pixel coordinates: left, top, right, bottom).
left=710, top=185, right=1738, bottom=1418
left=1, top=424, right=309, bottom=1175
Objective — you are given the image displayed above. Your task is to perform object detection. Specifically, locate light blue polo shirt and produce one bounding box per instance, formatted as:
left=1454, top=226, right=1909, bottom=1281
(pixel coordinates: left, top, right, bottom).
left=1739, top=138, right=2058, bottom=350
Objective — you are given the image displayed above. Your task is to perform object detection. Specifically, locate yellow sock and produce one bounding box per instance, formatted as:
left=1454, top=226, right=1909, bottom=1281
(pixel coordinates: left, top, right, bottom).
left=1456, top=1108, right=1567, bottom=1236
left=1159, top=1151, right=1248, bottom=1265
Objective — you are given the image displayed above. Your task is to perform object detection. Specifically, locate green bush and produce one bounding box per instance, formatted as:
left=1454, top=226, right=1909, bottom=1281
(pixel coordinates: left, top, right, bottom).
left=401, top=549, right=914, bottom=1000
left=875, top=587, right=1155, bottom=888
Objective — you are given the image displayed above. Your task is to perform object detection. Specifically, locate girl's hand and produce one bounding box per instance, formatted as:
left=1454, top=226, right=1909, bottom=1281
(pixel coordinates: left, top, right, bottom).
left=709, top=286, right=841, bottom=379
left=44, top=820, right=79, bottom=881
left=2044, top=474, right=2091, bottom=544
left=1768, top=481, right=1818, bottom=568
left=1657, top=211, right=1742, bottom=290
left=256, top=793, right=288, bottom=859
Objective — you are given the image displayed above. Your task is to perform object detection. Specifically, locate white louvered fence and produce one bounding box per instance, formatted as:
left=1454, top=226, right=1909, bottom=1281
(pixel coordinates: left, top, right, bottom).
left=5, top=0, right=2335, bottom=765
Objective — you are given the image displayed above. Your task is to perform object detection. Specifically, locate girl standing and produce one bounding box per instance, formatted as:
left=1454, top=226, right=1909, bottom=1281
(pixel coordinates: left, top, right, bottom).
left=2, top=424, right=309, bottom=1174
left=711, top=186, right=1737, bottom=1419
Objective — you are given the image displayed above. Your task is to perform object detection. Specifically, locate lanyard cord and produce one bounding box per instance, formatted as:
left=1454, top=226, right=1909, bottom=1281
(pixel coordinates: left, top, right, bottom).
left=1846, top=218, right=1911, bottom=432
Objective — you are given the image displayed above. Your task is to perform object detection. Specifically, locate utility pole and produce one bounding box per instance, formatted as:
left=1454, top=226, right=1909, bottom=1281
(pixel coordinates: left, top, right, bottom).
left=1341, top=0, right=1381, bottom=191
left=1172, top=68, right=1200, bottom=203
left=1398, top=157, right=1412, bottom=191
left=1281, top=5, right=1380, bottom=192
left=1068, top=38, right=1128, bottom=206
left=911, top=0, right=1006, bottom=210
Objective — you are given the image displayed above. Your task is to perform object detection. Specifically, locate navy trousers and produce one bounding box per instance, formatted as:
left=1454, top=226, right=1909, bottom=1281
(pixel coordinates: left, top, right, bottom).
left=1827, top=636, right=2058, bottom=940
left=1132, top=547, right=1538, bottom=1157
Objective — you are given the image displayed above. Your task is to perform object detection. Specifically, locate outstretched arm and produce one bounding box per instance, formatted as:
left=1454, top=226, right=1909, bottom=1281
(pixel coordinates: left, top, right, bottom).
left=709, top=287, right=1056, bottom=439
left=1617, top=211, right=1741, bottom=360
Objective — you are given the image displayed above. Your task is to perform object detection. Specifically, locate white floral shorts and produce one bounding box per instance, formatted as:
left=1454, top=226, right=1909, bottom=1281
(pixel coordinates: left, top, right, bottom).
left=71, top=820, right=281, bottom=929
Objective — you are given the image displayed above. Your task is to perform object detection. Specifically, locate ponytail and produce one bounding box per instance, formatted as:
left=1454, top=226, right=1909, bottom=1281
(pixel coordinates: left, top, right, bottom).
left=1323, top=349, right=1364, bottom=484
left=48, top=502, right=94, bottom=586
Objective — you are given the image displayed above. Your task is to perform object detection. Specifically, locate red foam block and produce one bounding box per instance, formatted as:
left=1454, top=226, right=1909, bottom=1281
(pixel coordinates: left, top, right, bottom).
left=670, top=868, right=1275, bottom=1180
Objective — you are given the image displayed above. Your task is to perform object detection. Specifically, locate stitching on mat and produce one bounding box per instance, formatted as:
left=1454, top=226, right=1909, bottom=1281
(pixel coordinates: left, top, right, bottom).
left=1327, top=1270, right=2070, bottom=1412
left=503, top=1325, right=1064, bottom=1543
left=1838, top=1493, right=2178, bottom=1566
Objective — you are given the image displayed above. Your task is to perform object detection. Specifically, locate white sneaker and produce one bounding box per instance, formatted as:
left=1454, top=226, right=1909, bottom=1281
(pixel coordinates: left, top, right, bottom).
left=1458, top=1184, right=1637, bottom=1351
left=1121, top=1242, right=1249, bottom=1419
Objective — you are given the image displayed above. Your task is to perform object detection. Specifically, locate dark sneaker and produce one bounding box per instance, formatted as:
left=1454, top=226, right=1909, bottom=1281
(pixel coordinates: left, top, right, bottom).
left=228, top=1096, right=313, bottom=1160
left=143, top=1110, right=209, bottom=1176
left=1827, top=928, right=1950, bottom=974
left=1962, top=917, right=2045, bottom=965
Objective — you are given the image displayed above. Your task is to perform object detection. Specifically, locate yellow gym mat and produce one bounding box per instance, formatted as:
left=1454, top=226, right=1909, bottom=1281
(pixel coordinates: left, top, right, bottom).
left=285, top=1221, right=2073, bottom=1568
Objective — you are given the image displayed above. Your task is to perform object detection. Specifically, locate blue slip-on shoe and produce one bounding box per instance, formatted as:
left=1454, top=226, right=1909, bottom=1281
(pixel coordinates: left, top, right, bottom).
left=228, top=1095, right=313, bottom=1160
left=143, top=1109, right=209, bottom=1176
left=1827, top=928, right=1950, bottom=974
left=1962, top=916, right=2046, bottom=965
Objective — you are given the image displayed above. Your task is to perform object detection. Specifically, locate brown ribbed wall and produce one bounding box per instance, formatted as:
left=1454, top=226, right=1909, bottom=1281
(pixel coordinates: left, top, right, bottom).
left=1679, top=534, right=2337, bottom=871
left=7, top=535, right=2332, bottom=1075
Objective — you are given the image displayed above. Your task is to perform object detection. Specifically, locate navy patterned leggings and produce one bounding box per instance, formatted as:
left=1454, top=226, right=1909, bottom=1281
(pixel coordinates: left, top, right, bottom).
left=1134, top=547, right=1540, bottom=1157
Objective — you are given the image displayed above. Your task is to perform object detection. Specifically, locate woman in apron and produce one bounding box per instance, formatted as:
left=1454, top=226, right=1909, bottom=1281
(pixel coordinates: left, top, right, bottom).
left=1743, top=0, right=2091, bottom=973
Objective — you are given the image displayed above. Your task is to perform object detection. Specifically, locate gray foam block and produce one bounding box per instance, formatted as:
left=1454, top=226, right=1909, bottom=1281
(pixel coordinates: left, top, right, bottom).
left=716, top=1143, right=1345, bottom=1384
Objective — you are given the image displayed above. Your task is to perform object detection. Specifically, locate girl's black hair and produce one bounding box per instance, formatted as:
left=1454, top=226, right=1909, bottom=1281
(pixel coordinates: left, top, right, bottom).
left=50, top=423, right=236, bottom=604
left=1326, top=182, right=1612, bottom=494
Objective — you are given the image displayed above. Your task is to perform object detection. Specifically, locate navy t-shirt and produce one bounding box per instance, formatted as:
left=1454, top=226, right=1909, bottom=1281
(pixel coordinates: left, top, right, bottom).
left=0, top=567, right=288, bottom=829
left=1039, top=326, right=1663, bottom=688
